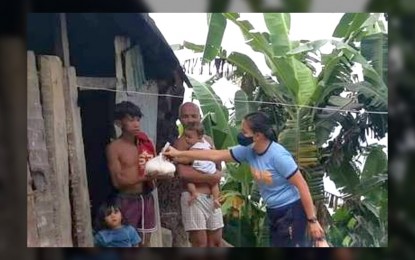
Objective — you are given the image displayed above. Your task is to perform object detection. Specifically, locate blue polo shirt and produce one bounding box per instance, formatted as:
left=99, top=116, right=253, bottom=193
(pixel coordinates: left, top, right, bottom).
left=230, top=142, right=300, bottom=209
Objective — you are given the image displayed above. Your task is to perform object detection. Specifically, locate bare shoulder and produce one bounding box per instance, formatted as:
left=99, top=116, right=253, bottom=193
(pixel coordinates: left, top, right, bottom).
left=106, top=139, right=123, bottom=154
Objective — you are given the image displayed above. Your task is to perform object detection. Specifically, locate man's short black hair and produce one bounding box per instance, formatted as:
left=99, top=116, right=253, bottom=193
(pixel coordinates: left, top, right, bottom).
left=114, top=101, right=143, bottom=120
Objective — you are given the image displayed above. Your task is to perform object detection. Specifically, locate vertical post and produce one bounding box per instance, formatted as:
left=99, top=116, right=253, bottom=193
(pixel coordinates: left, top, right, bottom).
left=39, top=55, right=73, bottom=246
left=55, top=13, right=70, bottom=67
left=63, top=66, right=94, bottom=246
left=27, top=51, right=58, bottom=247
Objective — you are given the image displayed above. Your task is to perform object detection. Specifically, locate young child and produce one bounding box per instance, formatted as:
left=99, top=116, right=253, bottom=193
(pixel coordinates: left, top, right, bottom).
left=179, top=124, right=221, bottom=209
left=93, top=200, right=141, bottom=247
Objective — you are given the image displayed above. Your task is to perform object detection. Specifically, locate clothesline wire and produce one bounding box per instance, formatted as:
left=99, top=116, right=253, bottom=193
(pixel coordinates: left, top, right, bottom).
left=77, top=85, right=388, bottom=115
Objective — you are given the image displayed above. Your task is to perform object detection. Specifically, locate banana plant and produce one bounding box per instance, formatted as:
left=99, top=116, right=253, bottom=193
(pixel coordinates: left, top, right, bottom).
left=185, top=13, right=387, bottom=202
left=184, top=13, right=388, bottom=245
left=326, top=144, right=388, bottom=246
left=192, top=13, right=327, bottom=204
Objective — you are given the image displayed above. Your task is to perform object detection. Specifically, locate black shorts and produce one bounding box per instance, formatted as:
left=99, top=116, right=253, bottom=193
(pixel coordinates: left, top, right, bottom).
left=266, top=200, right=311, bottom=247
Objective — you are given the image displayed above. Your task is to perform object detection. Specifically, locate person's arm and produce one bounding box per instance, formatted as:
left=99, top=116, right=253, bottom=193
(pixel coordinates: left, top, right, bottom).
left=204, top=135, right=222, bottom=170
left=173, top=138, right=223, bottom=185
left=164, top=146, right=233, bottom=162
left=289, top=171, right=325, bottom=240
left=106, top=144, right=149, bottom=189
left=173, top=155, right=193, bottom=165
left=176, top=164, right=222, bottom=185
left=128, top=225, right=142, bottom=247
left=93, top=232, right=105, bottom=247
left=274, top=150, right=325, bottom=240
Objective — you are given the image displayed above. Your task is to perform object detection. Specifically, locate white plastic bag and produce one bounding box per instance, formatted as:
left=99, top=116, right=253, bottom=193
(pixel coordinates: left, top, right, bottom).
left=144, top=142, right=175, bottom=177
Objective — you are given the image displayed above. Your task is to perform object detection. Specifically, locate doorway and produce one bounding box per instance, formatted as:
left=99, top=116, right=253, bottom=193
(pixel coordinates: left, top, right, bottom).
left=78, top=89, right=116, bottom=223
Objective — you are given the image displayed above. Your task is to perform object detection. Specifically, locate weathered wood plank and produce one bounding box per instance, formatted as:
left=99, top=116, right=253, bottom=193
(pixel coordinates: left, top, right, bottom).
left=39, top=55, right=73, bottom=246
left=27, top=162, right=39, bottom=247
left=77, top=76, right=116, bottom=90
left=55, top=13, right=70, bottom=67
left=114, top=36, right=131, bottom=104
left=63, top=67, right=94, bottom=247
left=27, top=51, right=58, bottom=247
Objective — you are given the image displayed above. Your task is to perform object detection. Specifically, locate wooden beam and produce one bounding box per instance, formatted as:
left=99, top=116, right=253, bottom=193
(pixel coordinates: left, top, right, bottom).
left=77, top=76, right=116, bottom=90
left=27, top=51, right=58, bottom=247
left=27, top=162, right=39, bottom=247
left=55, top=13, right=70, bottom=67
left=63, top=67, right=94, bottom=246
left=39, top=55, right=73, bottom=246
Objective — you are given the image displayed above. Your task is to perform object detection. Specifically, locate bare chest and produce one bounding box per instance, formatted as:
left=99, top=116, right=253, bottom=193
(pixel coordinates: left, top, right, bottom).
left=118, top=146, right=139, bottom=168
left=118, top=145, right=155, bottom=169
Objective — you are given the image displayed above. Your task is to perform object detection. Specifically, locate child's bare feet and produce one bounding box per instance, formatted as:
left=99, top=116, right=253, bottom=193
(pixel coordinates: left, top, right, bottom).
left=188, top=193, right=198, bottom=205
left=213, top=198, right=221, bottom=209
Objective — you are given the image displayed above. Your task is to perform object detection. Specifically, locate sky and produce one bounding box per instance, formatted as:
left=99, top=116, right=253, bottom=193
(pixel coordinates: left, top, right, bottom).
left=149, top=13, right=388, bottom=197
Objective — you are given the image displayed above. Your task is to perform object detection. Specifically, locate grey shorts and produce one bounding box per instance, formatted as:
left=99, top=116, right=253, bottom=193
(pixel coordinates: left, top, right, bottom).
left=181, top=192, right=224, bottom=232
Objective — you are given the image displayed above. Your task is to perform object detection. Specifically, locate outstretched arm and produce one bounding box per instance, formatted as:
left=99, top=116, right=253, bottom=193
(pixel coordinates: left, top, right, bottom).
left=173, top=138, right=223, bottom=185
left=164, top=146, right=234, bottom=163
left=173, top=156, right=193, bottom=165
left=204, top=135, right=222, bottom=170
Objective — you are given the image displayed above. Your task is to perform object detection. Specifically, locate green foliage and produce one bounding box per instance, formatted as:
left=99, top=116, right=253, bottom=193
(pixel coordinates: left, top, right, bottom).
left=326, top=144, right=388, bottom=246
left=185, top=12, right=388, bottom=247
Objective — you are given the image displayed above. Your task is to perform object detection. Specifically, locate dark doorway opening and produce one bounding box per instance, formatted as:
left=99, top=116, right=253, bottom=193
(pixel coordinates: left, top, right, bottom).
left=78, top=90, right=116, bottom=224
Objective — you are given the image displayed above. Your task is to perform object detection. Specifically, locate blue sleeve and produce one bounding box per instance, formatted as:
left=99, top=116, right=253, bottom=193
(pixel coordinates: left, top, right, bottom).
left=274, top=149, right=299, bottom=179
left=94, top=232, right=106, bottom=247
left=128, top=225, right=141, bottom=246
left=229, top=145, right=249, bottom=163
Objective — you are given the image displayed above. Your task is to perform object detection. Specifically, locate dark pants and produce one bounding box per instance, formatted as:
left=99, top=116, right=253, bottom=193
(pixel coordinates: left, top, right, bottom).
left=267, top=200, right=310, bottom=247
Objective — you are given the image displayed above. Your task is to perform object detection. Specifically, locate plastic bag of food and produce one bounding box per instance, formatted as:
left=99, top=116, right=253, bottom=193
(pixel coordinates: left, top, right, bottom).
left=144, top=142, right=175, bottom=177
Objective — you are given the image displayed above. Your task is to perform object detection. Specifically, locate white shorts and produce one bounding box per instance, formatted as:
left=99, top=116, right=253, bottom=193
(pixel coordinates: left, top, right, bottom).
left=181, top=192, right=224, bottom=232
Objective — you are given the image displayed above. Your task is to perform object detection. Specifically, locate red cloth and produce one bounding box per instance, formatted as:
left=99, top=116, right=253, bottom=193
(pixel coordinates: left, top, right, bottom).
left=136, top=132, right=156, bottom=191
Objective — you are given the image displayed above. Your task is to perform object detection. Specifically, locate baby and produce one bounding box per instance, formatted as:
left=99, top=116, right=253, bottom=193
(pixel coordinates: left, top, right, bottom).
left=178, top=124, right=221, bottom=209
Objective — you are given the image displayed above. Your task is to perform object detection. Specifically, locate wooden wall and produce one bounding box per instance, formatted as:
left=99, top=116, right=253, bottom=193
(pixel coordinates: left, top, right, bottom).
left=27, top=51, right=93, bottom=247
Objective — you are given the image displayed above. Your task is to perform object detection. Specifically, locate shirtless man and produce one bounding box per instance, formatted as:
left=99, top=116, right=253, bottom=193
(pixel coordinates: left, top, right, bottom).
left=174, top=102, right=224, bottom=247
left=106, top=101, right=168, bottom=247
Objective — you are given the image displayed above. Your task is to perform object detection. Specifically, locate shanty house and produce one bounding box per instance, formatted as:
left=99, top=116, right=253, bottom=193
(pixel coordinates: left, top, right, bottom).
left=27, top=13, right=188, bottom=247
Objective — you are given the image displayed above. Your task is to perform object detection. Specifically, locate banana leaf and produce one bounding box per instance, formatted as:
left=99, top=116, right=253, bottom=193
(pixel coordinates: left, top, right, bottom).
left=263, top=13, right=292, bottom=57
left=278, top=109, right=325, bottom=201
left=333, top=13, right=371, bottom=39
left=189, top=76, right=237, bottom=148
left=234, top=90, right=258, bottom=125
left=202, top=13, right=227, bottom=64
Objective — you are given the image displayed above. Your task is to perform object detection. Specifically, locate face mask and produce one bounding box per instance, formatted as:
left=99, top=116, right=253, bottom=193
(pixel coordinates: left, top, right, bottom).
left=237, top=132, right=254, bottom=146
